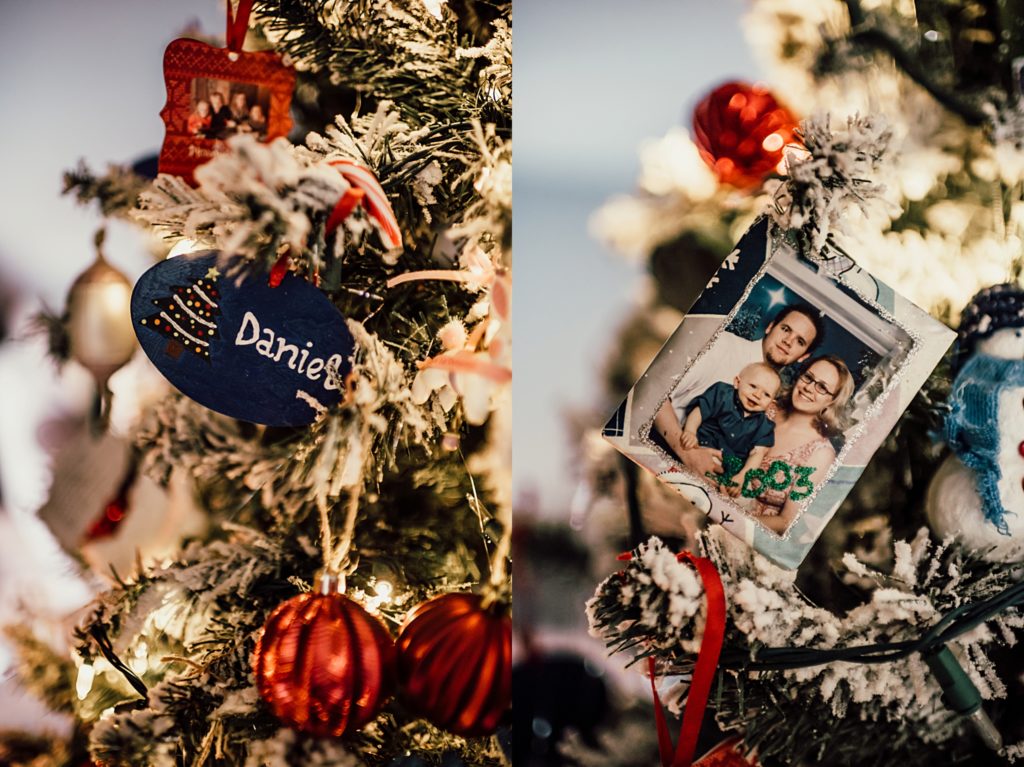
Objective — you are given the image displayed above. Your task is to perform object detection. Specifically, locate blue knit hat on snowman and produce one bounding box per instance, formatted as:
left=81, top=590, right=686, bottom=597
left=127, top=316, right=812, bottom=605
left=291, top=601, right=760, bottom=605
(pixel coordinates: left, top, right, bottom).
left=952, top=283, right=1024, bottom=374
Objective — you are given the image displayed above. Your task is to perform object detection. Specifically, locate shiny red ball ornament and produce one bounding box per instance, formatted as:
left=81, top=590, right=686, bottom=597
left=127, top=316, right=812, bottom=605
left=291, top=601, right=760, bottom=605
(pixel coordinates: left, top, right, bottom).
left=253, top=574, right=397, bottom=737
left=692, top=81, right=798, bottom=190
left=397, top=592, right=511, bottom=736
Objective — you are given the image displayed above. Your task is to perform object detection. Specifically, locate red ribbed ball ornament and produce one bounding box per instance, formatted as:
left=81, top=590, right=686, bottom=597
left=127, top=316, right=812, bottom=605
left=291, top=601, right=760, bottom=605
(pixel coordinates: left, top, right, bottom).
left=397, top=592, right=511, bottom=736
left=692, top=81, right=798, bottom=189
left=253, top=574, right=396, bottom=737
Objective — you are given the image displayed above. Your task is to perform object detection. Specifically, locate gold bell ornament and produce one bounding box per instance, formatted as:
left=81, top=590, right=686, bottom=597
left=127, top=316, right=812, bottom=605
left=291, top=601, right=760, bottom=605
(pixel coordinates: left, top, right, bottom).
left=65, top=229, right=136, bottom=425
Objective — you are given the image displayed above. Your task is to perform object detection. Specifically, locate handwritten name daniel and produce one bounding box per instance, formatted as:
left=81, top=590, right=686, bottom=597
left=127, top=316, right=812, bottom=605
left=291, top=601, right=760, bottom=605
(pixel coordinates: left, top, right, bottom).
left=234, top=311, right=344, bottom=390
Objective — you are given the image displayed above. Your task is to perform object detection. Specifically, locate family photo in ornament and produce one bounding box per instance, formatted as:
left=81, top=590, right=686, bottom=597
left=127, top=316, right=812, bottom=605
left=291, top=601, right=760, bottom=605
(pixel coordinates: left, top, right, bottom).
left=158, top=37, right=294, bottom=182
left=188, top=78, right=270, bottom=140
left=605, top=219, right=953, bottom=569
left=649, top=245, right=910, bottom=536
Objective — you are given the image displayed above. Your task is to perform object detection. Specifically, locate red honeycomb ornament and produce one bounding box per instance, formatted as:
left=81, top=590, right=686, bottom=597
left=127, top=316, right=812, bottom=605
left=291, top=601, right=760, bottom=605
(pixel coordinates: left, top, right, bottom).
left=396, top=592, right=511, bottom=737
left=692, top=81, right=798, bottom=190
left=253, top=575, right=396, bottom=737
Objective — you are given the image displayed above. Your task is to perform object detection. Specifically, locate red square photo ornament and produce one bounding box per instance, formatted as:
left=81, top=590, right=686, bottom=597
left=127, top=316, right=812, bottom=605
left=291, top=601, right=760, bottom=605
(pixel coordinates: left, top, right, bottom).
left=158, top=38, right=295, bottom=184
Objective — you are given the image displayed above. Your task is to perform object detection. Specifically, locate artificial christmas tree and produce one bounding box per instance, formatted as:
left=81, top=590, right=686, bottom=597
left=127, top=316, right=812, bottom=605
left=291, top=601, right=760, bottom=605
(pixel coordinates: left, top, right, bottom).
left=577, top=1, right=1024, bottom=765
left=2, top=1, right=511, bottom=765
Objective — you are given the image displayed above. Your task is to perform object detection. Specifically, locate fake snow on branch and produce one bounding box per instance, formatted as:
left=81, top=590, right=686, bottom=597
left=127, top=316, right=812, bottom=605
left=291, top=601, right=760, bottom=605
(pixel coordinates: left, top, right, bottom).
left=75, top=526, right=368, bottom=766
left=134, top=136, right=394, bottom=271
left=161, top=102, right=510, bottom=271
left=302, top=104, right=467, bottom=238
left=456, top=17, right=512, bottom=111
left=307, top=105, right=511, bottom=248
left=586, top=537, right=707, bottom=656
left=449, top=122, right=512, bottom=249
left=588, top=527, right=1023, bottom=761
left=769, top=113, right=894, bottom=257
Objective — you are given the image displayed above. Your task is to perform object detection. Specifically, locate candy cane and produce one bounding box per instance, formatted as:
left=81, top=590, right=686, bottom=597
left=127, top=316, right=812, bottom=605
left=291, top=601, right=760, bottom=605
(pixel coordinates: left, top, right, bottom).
left=328, top=159, right=403, bottom=251
left=418, top=350, right=511, bottom=383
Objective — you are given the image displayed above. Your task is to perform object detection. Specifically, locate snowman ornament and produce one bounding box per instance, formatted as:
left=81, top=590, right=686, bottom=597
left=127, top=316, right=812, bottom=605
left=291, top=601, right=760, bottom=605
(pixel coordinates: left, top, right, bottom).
left=926, top=283, right=1024, bottom=561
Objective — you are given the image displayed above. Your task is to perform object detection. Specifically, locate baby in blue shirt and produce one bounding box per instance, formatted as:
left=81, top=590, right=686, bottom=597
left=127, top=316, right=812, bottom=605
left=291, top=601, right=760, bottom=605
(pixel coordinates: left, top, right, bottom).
left=679, top=362, right=781, bottom=496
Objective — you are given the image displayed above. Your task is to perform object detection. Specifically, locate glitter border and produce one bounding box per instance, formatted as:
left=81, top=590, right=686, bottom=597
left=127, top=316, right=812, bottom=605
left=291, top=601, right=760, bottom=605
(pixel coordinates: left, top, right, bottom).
left=635, top=219, right=927, bottom=546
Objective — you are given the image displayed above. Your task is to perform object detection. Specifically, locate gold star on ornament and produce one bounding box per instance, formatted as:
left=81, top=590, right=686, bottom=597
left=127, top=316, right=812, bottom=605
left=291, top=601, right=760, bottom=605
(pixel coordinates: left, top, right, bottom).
left=206, top=266, right=221, bottom=279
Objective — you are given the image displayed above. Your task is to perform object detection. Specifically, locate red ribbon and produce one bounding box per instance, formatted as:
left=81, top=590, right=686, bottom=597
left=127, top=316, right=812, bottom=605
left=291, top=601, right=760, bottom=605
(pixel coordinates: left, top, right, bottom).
left=267, top=183, right=368, bottom=288
left=268, top=251, right=291, bottom=288
left=648, top=552, right=726, bottom=767
left=226, top=0, right=255, bottom=52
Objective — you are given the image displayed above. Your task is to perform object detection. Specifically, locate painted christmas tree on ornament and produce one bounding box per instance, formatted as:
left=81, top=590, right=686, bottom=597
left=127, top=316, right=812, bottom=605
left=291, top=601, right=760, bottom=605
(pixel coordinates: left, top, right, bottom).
left=140, top=269, right=221, bottom=361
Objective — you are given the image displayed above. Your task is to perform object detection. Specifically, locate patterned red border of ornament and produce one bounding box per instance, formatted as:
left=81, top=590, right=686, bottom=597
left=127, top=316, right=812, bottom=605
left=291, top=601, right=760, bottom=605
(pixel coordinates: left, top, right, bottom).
left=158, top=38, right=295, bottom=185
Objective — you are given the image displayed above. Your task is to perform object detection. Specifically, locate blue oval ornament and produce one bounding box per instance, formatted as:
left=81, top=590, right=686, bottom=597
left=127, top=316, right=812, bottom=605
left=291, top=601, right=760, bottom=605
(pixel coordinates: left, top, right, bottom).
left=132, top=251, right=354, bottom=426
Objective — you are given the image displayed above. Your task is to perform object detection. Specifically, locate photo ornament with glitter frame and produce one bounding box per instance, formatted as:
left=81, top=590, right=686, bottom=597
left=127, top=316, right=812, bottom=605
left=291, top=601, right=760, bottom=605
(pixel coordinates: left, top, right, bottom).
left=603, top=217, right=955, bottom=569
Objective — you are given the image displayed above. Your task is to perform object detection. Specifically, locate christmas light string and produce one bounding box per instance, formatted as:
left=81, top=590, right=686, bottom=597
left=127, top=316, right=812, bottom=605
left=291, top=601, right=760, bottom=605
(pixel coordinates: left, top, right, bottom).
left=87, top=626, right=148, bottom=699
left=714, top=578, right=1024, bottom=670
left=709, top=581, right=1019, bottom=750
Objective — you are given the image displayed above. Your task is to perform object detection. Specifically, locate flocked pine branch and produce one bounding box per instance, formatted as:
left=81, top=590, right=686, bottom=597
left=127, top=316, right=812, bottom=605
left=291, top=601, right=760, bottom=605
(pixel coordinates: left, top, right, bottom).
left=252, top=0, right=493, bottom=125
left=134, top=317, right=487, bottom=536
left=75, top=514, right=499, bottom=766
left=2, top=625, right=77, bottom=715
left=131, top=126, right=506, bottom=483
left=588, top=529, right=1024, bottom=767
left=63, top=161, right=149, bottom=218
left=134, top=135, right=390, bottom=272
left=13, top=1, right=516, bottom=764
left=769, top=113, right=894, bottom=257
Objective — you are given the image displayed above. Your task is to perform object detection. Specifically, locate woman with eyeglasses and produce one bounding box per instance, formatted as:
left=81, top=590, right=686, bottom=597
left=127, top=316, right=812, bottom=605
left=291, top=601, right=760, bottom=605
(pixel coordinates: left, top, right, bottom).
left=742, top=354, right=854, bottom=533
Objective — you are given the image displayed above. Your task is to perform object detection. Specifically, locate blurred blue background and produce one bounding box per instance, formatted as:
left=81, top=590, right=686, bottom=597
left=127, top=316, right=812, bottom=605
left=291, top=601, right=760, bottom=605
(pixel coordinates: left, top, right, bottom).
left=514, top=0, right=761, bottom=517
